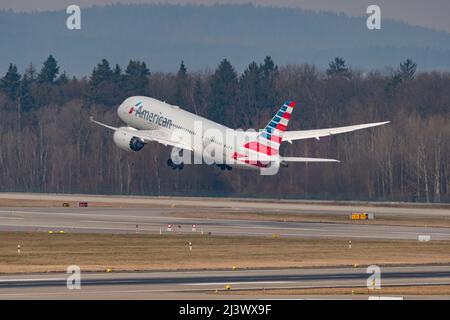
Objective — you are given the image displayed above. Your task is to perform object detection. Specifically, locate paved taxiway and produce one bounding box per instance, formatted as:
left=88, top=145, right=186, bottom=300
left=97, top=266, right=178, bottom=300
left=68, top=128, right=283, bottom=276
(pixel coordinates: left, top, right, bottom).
left=0, top=265, right=449, bottom=299
left=0, top=206, right=450, bottom=240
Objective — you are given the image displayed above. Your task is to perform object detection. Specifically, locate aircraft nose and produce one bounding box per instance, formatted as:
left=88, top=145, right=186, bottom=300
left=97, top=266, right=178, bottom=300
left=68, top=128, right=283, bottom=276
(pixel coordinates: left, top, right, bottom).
left=117, top=101, right=129, bottom=120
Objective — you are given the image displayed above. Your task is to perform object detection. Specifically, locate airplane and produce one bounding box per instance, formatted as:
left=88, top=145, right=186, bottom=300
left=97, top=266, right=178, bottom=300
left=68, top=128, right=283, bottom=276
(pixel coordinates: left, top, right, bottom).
left=90, top=96, right=389, bottom=174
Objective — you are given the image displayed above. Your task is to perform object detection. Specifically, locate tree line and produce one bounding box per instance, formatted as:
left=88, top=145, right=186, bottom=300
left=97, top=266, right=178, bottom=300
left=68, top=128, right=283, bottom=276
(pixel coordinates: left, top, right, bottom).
left=0, top=55, right=448, bottom=202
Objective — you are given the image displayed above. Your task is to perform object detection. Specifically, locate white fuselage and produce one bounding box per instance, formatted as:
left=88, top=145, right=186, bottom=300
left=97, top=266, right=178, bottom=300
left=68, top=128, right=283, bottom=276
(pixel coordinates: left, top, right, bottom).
left=117, top=96, right=263, bottom=169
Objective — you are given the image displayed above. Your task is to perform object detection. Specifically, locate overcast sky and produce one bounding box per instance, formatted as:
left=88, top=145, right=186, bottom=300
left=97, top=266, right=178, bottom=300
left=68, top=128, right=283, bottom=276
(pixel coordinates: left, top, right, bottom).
left=1, top=0, right=450, bottom=33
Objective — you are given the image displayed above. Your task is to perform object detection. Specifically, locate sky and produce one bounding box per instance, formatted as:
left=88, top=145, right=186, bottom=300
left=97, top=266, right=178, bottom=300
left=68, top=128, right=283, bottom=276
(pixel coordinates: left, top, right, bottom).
left=1, top=0, right=450, bottom=33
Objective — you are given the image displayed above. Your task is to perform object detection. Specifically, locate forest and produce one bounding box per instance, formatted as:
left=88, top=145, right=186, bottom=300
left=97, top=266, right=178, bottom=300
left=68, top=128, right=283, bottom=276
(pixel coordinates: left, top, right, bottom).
left=0, top=55, right=449, bottom=202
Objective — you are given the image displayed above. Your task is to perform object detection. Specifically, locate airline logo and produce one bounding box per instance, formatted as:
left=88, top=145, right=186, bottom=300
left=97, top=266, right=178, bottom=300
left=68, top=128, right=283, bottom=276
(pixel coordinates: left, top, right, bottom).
left=243, top=101, right=295, bottom=156
left=130, top=102, right=173, bottom=129
left=128, top=101, right=141, bottom=114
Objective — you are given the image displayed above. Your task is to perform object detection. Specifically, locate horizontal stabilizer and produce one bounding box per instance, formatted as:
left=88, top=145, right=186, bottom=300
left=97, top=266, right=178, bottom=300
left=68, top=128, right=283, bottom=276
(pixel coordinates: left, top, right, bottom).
left=281, top=157, right=340, bottom=163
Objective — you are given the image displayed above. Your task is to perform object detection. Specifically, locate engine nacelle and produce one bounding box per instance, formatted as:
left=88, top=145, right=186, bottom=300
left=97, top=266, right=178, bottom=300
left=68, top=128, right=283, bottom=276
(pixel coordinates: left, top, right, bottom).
left=113, top=129, right=145, bottom=152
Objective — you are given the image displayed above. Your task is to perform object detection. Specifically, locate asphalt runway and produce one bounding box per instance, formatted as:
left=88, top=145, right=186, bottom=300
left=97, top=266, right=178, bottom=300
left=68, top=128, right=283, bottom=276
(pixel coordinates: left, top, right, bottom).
left=0, top=265, right=449, bottom=299
left=0, top=206, right=450, bottom=240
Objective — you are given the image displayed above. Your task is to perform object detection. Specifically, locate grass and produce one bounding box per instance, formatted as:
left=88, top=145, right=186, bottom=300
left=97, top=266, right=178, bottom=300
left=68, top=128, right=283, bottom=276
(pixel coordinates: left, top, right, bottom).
left=1, top=232, right=450, bottom=274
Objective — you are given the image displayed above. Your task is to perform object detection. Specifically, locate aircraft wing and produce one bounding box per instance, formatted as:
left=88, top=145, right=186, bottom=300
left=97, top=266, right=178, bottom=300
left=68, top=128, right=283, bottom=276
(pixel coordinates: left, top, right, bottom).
left=282, top=121, right=390, bottom=142
left=90, top=117, right=119, bottom=131
left=90, top=117, right=193, bottom=151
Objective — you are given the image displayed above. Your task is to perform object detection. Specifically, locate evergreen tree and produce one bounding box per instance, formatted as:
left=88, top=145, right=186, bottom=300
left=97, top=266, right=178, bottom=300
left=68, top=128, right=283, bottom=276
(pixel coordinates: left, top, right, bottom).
left=193, top=78, right=203, bottom=114
left=87, top=59, right=120, bottom=106
left=174, top=60, right=188, bottom=106
left=240, top=62, right=260, bottom=101
left=0, top=64, right=21, bottom=100
left=112, top=64, right=123, bottom=84
left=90, top=59, right=113, bottom=87
left=238, top=61, right=261, bottom=126
left=37, top=55, right=60, bottom=84
left=18, top=73, right=34, bottom=112
left=24, top=63, right=37, bottom=82
left=385, top=59, right=418, bottom=97
left=209, top=59, right=238, bottom=124
left=124, top=60, right=150, bottom=96
left=399, top=58, right=417, bottom=81
left=258, top=56, right=278, bottom=107
left=326, top=57, right=350, bottom=78
left=56, top=71, right=69, bottom=85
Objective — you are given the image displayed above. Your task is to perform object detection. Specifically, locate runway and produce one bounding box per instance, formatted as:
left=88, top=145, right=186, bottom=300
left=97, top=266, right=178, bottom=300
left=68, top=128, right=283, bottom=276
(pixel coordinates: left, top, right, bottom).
left=0, top=265, right=449, bottom=299
left=0, top=206, right=450, bottom=240
left=1, top=193, right=449, bottom=216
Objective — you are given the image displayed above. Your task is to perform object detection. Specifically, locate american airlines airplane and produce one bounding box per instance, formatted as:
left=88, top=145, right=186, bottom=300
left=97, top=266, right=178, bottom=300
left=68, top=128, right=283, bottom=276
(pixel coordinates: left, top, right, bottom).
left=90, top=96, right=389, bottom=174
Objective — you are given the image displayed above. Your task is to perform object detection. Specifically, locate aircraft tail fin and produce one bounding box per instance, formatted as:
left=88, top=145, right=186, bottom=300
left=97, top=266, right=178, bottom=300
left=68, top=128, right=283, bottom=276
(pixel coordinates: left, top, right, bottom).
left=242, top=101, right=295, bottom=156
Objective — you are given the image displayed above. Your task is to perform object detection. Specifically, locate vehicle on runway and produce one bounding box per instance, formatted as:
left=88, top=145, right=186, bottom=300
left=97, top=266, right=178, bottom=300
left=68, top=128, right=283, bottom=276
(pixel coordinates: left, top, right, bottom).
left=91, top=96, right=389, bottom=173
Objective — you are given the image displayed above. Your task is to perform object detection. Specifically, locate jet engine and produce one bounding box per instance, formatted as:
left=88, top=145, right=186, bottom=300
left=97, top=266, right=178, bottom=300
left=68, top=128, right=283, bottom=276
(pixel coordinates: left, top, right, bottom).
left=113, top=129, right=145, bottom=152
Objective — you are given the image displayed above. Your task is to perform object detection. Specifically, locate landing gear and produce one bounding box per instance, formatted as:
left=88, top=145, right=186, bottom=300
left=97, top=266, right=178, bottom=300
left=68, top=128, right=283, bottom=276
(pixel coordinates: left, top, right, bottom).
left=167, top=158, right=184, bottom=170
left=167, top=147, right=184, bottom=170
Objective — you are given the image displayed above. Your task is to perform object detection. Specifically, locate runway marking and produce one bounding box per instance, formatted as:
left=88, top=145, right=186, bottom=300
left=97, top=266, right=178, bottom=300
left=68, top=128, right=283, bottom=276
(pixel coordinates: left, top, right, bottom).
left=0, top=217, right=24, bottom=220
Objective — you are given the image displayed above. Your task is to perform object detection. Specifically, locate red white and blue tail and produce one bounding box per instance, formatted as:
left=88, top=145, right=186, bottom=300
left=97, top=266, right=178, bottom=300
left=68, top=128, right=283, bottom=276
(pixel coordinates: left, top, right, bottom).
left=260, top=100, right=295, bottom=145
left=242, top=101, right=295, bottom=156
